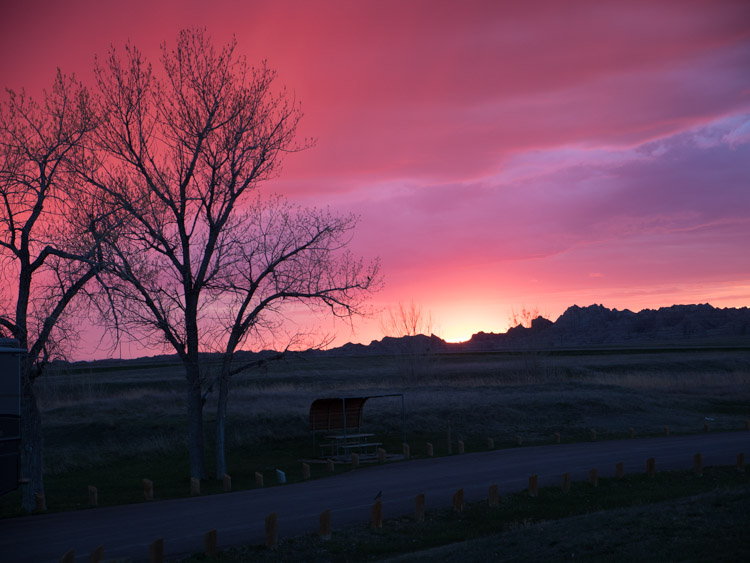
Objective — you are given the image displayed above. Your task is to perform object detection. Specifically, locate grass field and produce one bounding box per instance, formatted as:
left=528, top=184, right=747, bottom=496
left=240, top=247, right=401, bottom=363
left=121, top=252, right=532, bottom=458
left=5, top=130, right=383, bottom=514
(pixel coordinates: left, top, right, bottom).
left=190, top=466, right=749, bottom=562
left=2, top=346, right=749, bottom=519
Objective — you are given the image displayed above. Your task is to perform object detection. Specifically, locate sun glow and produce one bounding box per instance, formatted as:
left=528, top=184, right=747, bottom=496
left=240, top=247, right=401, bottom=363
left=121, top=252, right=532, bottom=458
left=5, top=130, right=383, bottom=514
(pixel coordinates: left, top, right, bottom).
left=440, top=324, right=480, bottom=343
left=443, top=335, right=471, bottom=344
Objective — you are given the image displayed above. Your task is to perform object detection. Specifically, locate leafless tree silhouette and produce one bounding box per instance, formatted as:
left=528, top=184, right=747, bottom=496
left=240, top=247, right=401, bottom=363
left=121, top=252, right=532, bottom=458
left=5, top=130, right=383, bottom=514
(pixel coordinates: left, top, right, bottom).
left=380, top=300, right=438, bottom=382
left=380, top=300, right=435, bottom=338
left=210, top=195, right=379, bottom=477
left=509, top=305, right=543, bottom=329
left=0, top=71, right=103, bottom=511
left=83, top=29, right=379, bottom=479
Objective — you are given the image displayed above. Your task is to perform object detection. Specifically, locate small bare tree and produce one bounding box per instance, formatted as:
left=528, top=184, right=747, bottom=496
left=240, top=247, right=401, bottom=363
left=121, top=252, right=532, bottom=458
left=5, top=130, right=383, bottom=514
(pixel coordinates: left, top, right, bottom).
left=380, top=300, right=439, bottom=382
left=508, top=305, right=552, bottom=376
left=0, top=71, right=102, bottom=511
left=380, top=300, right=435, bottom=338
left=508, top=305, right=543, bottom=329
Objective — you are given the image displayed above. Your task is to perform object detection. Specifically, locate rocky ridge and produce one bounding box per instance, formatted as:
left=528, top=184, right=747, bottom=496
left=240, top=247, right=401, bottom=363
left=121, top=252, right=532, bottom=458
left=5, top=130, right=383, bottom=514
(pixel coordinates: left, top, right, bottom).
left=313, top=304, right=750, bottom=356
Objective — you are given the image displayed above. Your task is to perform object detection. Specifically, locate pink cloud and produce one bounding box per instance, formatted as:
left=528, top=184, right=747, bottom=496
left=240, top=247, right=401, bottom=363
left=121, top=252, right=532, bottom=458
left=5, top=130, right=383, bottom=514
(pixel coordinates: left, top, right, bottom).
left=2, top=0, right=749, bottom=353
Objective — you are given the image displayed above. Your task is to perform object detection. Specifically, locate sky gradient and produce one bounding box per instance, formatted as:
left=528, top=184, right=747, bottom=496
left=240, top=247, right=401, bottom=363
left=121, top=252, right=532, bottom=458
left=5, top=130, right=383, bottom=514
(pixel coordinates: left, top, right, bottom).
left=2, top=0, right=749, bottom=353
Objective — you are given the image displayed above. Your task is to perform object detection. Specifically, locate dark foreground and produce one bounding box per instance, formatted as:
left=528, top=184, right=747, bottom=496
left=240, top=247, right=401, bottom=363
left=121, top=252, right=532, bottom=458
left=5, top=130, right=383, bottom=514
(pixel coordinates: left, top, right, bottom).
left=2, top=432, right=748, bottom=562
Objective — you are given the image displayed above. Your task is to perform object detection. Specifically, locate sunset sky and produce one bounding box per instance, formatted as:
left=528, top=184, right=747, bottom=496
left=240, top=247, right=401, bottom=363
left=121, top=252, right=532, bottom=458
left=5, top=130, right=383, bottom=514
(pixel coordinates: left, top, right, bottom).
left=2, top=0, right=749, bottom=355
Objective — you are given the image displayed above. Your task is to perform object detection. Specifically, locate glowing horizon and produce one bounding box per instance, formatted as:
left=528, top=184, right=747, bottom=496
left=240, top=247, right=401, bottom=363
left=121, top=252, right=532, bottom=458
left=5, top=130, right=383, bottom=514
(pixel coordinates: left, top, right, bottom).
left=2, top=0, right=749, bottom=359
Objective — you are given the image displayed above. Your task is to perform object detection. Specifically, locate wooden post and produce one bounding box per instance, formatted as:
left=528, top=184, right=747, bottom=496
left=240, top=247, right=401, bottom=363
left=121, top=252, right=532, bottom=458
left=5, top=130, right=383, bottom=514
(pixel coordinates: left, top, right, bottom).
left=378, top=448, right=387, bottom=463
left=89, top=545, right=103, bottom=563
left=35, top=492, right=46, bottom=512
left=204, top=529, right=217, bottom=557
left=371, top=499, right=383, bottom=528
left=663, top=426, right=669, bottom=436
left=415, top=493, right=425, bottom=521
left=88, top=485, right=98, bottom=507
left=403, top=443, right=410, bottom=460
left=60, top=549, right=75, bottom=563
left=452, top=488, right=464, bottom=512
left=488, top=484, right=499, bottom=507
left=190, top=477, right=200, bottom=496
left=616, top=462, right=624, bottom=479
left=320, top=509, right=331, bottom=540
left=744, top=419, right=750, bottom=430
left=223, top=473, right=232, bottom=492
left=457, top=440, right=464, bottom=454
left=562, top=472, right=571, bottom=492
left=589, top=468, right=598, bottom=487
left=487, top=437, right=494, bottom=449
left=426, top=442, right=434, bottom=457
left=692, top=453, right=702, bottom=477
left=302, top=463, right=311, bottom=479
left=143, top=479, right=154, bottom=501
left=553, top=432, right=560, bottom=444
left=646, top=457, right=655, bottom=477
left=516, top=435, right=523, bottom=446
left=265, top=512, right=278, bottom=549
left=351, top=453, right=360, bottom=467
left=327, top=459, right=335, bottom=473
left=738, top=453, right=745, bottom=473
left=590, top=429, right=597, bottom=441
left=149, top=538, right=163, bottom=563
left=255, top=472, right=264, bottom=487
left=528, top=475, right=538, bottom=498
left=447, top=422, right=452, bottom=454
left=628, top=427, right=635, bottom=438
left=704, top=421, right=710, bottom=432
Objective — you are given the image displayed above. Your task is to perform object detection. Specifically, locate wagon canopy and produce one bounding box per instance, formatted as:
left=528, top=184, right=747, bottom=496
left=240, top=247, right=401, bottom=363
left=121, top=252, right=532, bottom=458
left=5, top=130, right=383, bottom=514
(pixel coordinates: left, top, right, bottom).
left=309, top=397, right=368, bottom=432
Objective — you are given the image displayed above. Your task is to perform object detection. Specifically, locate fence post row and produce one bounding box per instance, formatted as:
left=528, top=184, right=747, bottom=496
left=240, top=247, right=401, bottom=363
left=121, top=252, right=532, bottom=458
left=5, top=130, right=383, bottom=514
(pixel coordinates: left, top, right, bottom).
left=67, top=425, right=748, bottom=560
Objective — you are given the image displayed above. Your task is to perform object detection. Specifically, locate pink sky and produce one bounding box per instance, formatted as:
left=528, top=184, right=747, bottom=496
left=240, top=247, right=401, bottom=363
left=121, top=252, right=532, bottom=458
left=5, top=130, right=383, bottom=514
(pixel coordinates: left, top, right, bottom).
left=2, top=0, right=749, bottom=353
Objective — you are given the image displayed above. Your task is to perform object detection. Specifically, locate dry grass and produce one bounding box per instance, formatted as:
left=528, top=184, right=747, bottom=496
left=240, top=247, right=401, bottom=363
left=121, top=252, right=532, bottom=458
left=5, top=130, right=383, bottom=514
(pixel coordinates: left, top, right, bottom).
left=33, top=347, right=750, bottom=467
left=3, top=346, right=748, bottom=517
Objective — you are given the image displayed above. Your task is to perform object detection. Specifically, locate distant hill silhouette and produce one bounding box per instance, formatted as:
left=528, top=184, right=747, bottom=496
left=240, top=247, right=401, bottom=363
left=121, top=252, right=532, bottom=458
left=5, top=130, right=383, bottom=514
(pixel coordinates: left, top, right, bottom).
left=59, top=303, right=750, bottom=369
left=310, top=304, right=750, bottom=356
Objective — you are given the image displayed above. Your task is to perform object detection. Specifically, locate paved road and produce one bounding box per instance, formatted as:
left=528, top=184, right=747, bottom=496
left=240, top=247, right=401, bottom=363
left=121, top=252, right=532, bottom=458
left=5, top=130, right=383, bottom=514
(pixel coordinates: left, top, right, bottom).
left=1, top=432, right=747, bottom=562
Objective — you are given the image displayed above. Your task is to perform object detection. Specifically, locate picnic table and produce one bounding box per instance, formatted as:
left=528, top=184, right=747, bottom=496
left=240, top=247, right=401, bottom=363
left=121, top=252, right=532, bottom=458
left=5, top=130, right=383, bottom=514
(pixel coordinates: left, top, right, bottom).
left=321, top=433, right=381, bottom=457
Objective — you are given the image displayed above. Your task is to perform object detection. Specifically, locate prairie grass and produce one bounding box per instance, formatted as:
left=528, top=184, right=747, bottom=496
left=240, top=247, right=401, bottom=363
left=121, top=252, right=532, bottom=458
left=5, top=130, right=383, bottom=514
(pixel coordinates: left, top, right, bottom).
left=2, top=347, right=749, bottom=516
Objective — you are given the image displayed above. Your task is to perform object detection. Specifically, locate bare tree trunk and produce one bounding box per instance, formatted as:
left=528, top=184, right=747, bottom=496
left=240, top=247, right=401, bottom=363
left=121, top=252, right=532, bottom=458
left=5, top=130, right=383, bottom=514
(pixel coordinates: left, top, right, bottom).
left=186, top=365, right=207, bottom=480
left=20, top=379, right=43, bottom=513
left=215, top=373, right=230, bottom=480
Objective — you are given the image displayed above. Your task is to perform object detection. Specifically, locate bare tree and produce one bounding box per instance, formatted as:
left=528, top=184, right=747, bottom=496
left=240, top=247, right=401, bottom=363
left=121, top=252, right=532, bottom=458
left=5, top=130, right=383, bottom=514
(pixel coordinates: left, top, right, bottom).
left=0, top=71, right=102, bottom=511
left=380, top=300, right=435, bottom=338
left=380, top=300, right=439, bottom=382
left=507, top=305, right=553, bottom=376
left=85, top=29, right=378, bottom=479
left=508, top=305, right=544, bottom=329
left=210, top=195, right=379, bottom=478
